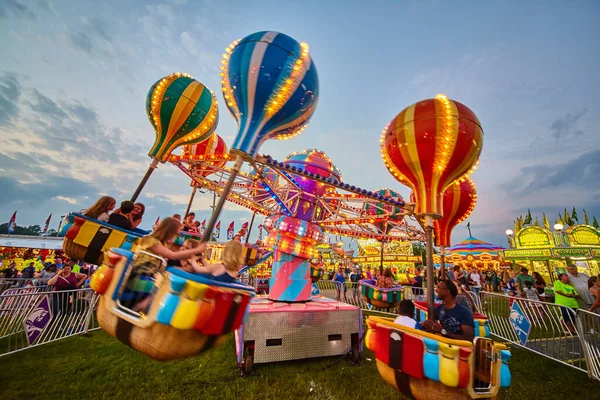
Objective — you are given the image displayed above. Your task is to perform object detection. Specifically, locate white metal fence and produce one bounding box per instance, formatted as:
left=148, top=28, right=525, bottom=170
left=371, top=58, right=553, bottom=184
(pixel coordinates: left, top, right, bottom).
left=0, top=288, right=99, bottom=357
left=480, top=291, right=600, bottom=380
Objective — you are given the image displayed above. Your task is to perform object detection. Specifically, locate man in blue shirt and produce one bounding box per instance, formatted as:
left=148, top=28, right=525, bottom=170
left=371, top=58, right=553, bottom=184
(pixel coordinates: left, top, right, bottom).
left=422, top=279, right=475, bottom=341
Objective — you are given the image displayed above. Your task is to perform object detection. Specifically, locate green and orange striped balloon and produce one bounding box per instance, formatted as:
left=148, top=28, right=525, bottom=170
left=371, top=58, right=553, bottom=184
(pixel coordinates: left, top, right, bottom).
left=380, top=94, right=483, bottom=218
left=146, top=73, right=219, bottom=162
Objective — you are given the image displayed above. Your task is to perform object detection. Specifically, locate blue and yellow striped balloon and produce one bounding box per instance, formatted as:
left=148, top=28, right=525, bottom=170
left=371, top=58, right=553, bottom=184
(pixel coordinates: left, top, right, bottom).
left=146, top=73, right=219, bottom=162
left=221, top=31, right=319, bottom=159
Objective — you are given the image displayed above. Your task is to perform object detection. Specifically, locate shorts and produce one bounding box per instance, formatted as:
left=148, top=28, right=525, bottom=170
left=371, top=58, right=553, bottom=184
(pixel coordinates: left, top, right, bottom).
left=560, top=307, right=576, bottom=325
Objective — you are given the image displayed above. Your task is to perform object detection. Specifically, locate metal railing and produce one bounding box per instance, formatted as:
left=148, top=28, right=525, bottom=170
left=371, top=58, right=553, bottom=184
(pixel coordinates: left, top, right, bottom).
left=576, top=309, right=600, bottom=381
left=480, top=291, right=591, bottom=375
left=0, top=288, right=99, bottom=357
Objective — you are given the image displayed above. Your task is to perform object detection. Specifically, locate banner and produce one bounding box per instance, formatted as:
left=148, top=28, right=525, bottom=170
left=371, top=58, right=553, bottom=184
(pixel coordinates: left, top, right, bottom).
left=42, top=214, right=52, bottom=236
left=7, top=211, right=16, bottom=234
left=258, top=224, right=263, bottom=240
left=200, top=219, right=206, bottom=236
left=240, top=221, right=249, bottom=240
left=227, top=221, right=235, bottom=240
left=24, top=295, right=53, bottom=345
left=213, top=221, right=220, bottom=239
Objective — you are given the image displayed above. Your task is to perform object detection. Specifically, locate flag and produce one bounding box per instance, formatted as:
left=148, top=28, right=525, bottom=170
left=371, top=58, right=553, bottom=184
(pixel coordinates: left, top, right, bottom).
left=533, top=217, right=540, bottom=227
left=593, top=217, right=599, bottom=229
left=153, top=216, right=160, bottom=230
left=563, top=208, right=571, bottom=226
left=258, top=224, right=263, bottom=240
left=213, top=221, right=221, bottom=239
left=557, top=214, right=564, bottom=225
left=571, top=207, right=579, bottom=223
left=227, top=221, right=235, bottom=240
left=240, top=221, right=249, bottom=240
left=517, top=216, right=524, bottom=230
left=542, top=213, right=550, bottom=230
left=200, top=219, right=206, bottom=235
left=523, top=209, right=532, bottom=225
left=466, top=221, right=472, bottom=236
left=42, top=214, right=52, bottom=236
left=583, top=210, right=590, bottom=225
left=7, top=211, right=16, bottom=234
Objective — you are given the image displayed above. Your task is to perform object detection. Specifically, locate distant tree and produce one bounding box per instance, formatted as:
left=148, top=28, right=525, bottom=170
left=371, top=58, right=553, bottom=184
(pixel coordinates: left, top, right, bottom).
left=0, top=223, right=44, bottom=236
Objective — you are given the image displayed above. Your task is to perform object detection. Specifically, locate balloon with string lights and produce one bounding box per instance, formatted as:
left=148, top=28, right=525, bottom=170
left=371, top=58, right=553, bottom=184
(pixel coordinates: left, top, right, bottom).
left=184, top=133, right=229, bottom=181
left=198, top=31, right=320, bottom=244
left=221, top=31, right=319, bottom=159
left=363, top=188, right=405, bottom=234
left=433, top=175, right=477, bottom=248
left=380, top=94, right=483, bottom=317
left=131, top=73, right=219, bottom=202
left=380, top=94, right=482, bottom=220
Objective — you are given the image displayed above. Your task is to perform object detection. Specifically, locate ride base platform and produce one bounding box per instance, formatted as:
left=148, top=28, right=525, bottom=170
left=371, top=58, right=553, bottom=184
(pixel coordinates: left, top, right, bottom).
left=235, top=295, right=362, bottom=374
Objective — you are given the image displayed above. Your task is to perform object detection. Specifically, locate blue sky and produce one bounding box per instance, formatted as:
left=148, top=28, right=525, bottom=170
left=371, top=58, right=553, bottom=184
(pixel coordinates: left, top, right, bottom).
left=0, top=0, right=598, bottom=248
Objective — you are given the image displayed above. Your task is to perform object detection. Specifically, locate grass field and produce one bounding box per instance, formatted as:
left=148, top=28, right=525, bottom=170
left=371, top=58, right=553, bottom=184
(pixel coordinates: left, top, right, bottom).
left=0, top=329, right=597, bottom=400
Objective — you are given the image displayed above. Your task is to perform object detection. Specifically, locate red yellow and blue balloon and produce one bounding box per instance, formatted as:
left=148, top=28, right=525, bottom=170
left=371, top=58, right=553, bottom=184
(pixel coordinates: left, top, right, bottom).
left=380, top=94, right=483, bottom=219
left=433, top=175, right=477, bottom=247
left=364, top=188, right=405, bottom=233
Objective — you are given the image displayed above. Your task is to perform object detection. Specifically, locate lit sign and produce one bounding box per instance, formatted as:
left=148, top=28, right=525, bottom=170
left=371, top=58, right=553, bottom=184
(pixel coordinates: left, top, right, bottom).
left=354, top=255, right=421, bottom=263
left=516, top=227, right=552, bottom=248
left=503, top=249, right=552, bottom=258
left=551, top=248, right=592, bottom=258
left=569, top=226, right=600, bottom=246
left=593, top=249, right=600, bottom=257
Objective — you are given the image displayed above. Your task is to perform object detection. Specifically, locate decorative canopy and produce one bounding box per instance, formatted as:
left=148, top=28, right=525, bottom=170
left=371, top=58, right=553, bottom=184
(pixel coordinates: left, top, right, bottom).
left=446, top=236, right=504, bottom=256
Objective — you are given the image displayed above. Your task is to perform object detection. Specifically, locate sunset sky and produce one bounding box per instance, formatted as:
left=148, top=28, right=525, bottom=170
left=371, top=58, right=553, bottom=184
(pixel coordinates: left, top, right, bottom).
left=1, top=0, right=598, bottom=248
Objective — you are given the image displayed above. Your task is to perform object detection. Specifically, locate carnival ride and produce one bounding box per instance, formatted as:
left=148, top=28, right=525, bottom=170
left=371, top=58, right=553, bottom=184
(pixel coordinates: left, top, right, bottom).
left=363, top=96, right=511, bottom=399
left=57, top=28, right=510, bottom=398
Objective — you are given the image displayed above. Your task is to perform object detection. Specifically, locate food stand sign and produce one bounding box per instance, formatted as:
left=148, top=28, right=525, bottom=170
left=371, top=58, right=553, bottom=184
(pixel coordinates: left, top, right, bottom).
left=502, top=249, right=552, bottom=258
left=551, top=248, right=592, bottom=258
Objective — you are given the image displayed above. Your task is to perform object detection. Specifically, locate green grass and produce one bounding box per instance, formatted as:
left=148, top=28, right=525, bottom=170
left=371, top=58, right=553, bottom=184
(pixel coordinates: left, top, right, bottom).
left=0, top=330, right=597, bottom=400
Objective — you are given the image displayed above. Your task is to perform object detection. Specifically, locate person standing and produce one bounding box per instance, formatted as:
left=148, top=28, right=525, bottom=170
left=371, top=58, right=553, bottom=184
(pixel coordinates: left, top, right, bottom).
left=484, top=266, right=497, bottom=292
left=553, top=273, right=579, bottom=334
left=515, top=267, right=535, bottom=297
left=470, top=268, right=483, bottom=296
left=566, top=264, right=593, bottom=309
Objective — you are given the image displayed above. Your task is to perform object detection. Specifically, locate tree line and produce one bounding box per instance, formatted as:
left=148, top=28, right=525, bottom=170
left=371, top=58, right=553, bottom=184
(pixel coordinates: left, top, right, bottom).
left=0, top=223, right=62, bottom=237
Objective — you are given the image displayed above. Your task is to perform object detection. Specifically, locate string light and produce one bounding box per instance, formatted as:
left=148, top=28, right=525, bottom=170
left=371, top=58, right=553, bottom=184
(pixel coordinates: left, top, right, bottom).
left=220, top=39, right=241, bottom=117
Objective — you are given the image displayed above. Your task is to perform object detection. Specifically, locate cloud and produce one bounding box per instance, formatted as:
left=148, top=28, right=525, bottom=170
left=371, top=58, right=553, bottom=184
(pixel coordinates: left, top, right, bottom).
left=0, top=0, right=36, bottom=20
left=65, top=30, right=93, bottom=55
left=549, top=109, right=588, bottom=140
left=0, top=175, right=97, bottom=207
left=82, top=17, right=112, bottom=42
left=180, top=32, right=198, bottom=56
left=0, top=72, right=22, bottom=126
left=505, top=149, right=600, bottom=195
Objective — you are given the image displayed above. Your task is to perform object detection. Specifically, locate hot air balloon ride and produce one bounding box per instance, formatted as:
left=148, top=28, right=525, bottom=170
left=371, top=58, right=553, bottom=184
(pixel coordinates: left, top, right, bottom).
left=131, top=72, right=219, bottom=202
left=61, top=73, right=219, bottom=266
left=433, top=175, right=477, bottom=277
left=366, top=95, right=511, bottom=399
left=197, top=30, right=319, bottom=244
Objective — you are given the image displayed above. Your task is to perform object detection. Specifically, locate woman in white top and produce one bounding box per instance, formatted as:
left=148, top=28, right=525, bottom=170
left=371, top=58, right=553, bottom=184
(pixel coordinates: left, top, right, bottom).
left=83, top=196, right=116, bottom=222
left=470, top=268, right=482, bottom=296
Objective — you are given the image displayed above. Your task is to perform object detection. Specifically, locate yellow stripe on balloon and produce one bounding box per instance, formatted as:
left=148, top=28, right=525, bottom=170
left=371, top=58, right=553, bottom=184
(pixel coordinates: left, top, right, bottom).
left=447, top=125, right=483, bottom=187
left=431, top=97, right=459, bottom=209
left=168, top=93, right=218, bottom=156
left=449, top=182, right=462, bottom=222
left=397, top=104, right=426, bottom=214
left=156, top=81, right=204, bottom=158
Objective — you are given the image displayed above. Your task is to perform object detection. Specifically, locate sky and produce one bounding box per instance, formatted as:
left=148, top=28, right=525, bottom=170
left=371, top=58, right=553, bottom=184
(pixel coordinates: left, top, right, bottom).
left=0, top=0, right=599, bottom=248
